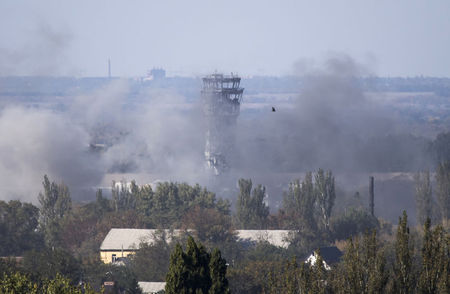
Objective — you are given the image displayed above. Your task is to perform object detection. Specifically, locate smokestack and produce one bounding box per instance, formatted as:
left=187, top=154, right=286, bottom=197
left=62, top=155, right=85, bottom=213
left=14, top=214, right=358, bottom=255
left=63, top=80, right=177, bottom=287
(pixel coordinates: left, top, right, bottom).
left=108, top=58, right=111, bottom=79
left=369, top=176, right=374, bottom=216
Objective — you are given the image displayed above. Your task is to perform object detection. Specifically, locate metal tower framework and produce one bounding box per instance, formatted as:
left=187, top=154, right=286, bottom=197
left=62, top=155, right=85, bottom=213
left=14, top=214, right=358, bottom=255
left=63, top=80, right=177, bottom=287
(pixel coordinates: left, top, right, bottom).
left=202, top=73, right=244, bottom=175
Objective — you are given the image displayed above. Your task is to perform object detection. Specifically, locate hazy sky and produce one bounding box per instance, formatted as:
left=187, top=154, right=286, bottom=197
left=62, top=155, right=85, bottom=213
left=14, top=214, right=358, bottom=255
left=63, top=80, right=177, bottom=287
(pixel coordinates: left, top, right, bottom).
left=1, top=0, right=449, bottom=77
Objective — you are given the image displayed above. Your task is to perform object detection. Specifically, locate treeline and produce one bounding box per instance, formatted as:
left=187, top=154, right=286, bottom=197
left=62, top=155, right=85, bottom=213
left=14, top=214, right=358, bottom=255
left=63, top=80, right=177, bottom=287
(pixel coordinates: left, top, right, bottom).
left=0, top=159, right=449, bottom=292
left=258, top=214, right=449, bottom=294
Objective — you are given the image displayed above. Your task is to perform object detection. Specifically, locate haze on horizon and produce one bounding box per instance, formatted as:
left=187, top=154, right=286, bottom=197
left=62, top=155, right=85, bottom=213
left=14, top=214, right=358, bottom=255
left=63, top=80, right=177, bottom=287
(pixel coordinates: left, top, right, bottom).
left=1, top=0, right=450, bottom=77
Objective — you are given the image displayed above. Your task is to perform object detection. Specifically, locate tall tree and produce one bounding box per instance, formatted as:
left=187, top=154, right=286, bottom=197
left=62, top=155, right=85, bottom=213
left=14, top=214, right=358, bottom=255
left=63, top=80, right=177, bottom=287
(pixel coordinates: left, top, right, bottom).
left=363, top=230, right=388, bottom=294
left=435, top=161, right=450, bottom=226
left=418, top=218, right=446, bottom=294
left=165, top=237, right=229, bottom=294
left=209, top=248, right=230, bottom=294
left=282, top=173, right=316, bottom=231
left=236, top=179, right=252, bottom=229
left=314, top=169, right=336, bottom=234
left=414, top=170, right=433, bottom=226
left=38, top=175, right=72, bottom=247
left=394, top=211, right=414, bottom=294
left=236, top=179, right=269, bottom=229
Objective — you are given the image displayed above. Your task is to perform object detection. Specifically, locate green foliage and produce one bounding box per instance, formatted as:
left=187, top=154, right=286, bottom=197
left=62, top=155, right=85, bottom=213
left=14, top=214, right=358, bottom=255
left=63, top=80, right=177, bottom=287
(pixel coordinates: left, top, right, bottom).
left=182, top=206, right=236, bottom=249
left=334, top=231, right=387, bottom=294
left=414, top=170, right=433, bottom=226
left=394, top=211, right=414, bottom=294
left=0, top=272, right=38, bottom=294
left=165, top=236, right=229, bottom=294
left=435, top=161, right=450, bottom=226
left=131, top=232, right=172, bottom=282
left=282, top=173, right=316, bottom=231
left=38, top=175, right=72, bottom=247
left=331, top=207, right=379, bottom=241
left=0, top=272, right=99, bottom=294
left=22, top=248, right=81, bottom=284
left=150, top=182, right=227, bottom=228
left=0, top=200, right=43, bottom=256
left=209, top=249, right=229, bottom=294
left=236, top=179, right=269, bottom=229
left=418, top=218, right=447, bottom=294
left=103, top=265, right=142, bottom=294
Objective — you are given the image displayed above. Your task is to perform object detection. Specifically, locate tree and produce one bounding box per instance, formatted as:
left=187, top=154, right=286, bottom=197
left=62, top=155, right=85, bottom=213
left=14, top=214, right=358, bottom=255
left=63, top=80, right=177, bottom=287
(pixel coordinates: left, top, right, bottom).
left=310, top=250, right=326, bottom=294
left=334, top=231, right=387, bottom=294
left=38, top=175, right=72, bottom=247
left=331, top=207, right=379, bottom=241
left=418, top=218, right=446, bottom=294
left=235, top=179, right=269, bottom=229
left=282, top=173, right=316, bottom=231
left=131, top=232, right=172, bottom=282
left=236, top=179, right=253, bottom=229
left=209, top=248, right=230, bottom=294
left=181, top=206, right=236, bottom=248
left=435, top=161, right=450, bottom=226
left=314, top=169, right=335, bottom=234
left=165, top=236, right=229, bottom=294
left=22, top=248, right=81, bottom=284
left=0, top=200, right=44, bottom=256
left=393, top=211, right=414, bottom=294
left=414, top=170, right=433, bottom=226
left=0, top=272, right=38, bottom=294
left=0, top=272, right=99, bottom=294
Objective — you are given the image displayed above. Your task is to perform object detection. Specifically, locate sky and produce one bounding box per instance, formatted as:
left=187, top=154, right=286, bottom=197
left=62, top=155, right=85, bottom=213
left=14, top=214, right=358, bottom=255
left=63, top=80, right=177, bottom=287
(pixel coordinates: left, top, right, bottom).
left=0, top=0, right=449, bottom=77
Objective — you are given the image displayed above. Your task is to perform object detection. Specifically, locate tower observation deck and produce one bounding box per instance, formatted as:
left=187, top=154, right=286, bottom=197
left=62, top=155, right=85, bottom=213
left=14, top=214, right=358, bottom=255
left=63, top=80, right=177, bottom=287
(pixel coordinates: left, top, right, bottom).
left=202, top=73, right=244, bottom=175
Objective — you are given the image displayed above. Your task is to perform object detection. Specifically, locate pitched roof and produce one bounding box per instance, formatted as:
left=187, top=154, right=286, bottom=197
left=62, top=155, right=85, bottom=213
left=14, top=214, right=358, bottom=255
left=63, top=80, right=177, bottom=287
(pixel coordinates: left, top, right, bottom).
left=100, top=229, right=182, bottom=251
left=316, top=246, right=343, bottom=264
left=235, top=230, right=293, bottom=248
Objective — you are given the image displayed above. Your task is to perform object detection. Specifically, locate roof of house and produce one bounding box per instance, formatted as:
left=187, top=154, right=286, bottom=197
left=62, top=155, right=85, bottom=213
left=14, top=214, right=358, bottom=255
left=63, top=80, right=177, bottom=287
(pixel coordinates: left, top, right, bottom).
left=235, top=230, right=293, bottom=248
left=138, top=282, right=166, bottom=294
left=100, top=228, right=295, bottom=251
left=100, top=229, right=183, bottom=251
left=310, top=246, right=343, bottom=265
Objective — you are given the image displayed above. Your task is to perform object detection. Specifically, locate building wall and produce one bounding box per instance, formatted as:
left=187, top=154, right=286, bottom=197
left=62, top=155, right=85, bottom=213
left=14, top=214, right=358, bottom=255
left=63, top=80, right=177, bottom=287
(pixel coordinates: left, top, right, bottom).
left=100, top=250, right=136, bottom=263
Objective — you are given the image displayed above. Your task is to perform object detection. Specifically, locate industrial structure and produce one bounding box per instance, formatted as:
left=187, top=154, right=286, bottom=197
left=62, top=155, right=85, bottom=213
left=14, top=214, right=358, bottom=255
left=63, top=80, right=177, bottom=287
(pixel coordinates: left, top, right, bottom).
left=201, top=73, right=244, bottom=174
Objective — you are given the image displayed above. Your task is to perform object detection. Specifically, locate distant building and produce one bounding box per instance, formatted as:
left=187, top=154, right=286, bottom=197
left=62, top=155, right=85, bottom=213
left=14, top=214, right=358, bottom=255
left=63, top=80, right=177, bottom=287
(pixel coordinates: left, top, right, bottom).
left=144, top=68, right=166, bottom=81
left=138, top=282, right=166, bottom=294
left=304, top=246, right=343, bottom=270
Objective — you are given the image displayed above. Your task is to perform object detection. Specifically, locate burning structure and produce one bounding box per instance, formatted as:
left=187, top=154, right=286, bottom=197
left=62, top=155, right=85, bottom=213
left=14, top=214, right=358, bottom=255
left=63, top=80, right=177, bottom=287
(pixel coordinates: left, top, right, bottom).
left=202, top=73, right=244, bottom=175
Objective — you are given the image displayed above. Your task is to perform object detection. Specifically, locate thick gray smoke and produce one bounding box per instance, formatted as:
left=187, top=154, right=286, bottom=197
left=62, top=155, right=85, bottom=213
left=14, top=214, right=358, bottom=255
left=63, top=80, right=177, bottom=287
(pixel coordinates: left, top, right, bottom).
left=0, top=53, right=431, bottom=210
left=0, top=79, right=207, bottom=201
left=0, top=23, right=74, bottom=76
left=0, top=106, right=101, bottom=200
left=233, top=55, right=419, bottom=173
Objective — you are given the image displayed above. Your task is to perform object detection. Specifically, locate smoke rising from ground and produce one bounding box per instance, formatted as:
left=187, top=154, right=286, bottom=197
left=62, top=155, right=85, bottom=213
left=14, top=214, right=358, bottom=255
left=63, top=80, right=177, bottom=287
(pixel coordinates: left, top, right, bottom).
left=0, top=80, right=207, bottom=201
left=0, top=54, right=432, bottom=205
left=0, top=23, right=74, bottom=76
left=234, top=55, right=425, bottom=173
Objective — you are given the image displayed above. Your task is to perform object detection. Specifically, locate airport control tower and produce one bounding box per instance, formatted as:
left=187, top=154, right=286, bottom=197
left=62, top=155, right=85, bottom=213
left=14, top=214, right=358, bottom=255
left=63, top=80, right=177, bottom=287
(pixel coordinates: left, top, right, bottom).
left=202, top=73, right=244, bottom=175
